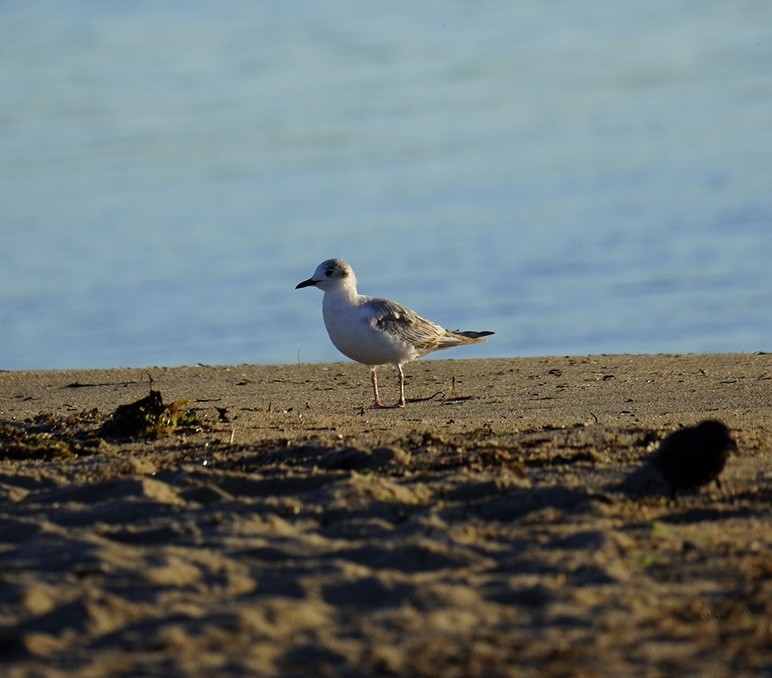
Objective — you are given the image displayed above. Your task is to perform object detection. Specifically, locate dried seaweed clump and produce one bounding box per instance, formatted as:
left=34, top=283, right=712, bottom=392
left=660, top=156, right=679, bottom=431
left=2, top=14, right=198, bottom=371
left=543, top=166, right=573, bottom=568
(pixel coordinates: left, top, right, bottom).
left=0, top=423, right=77, bottom=460
left=101, top=390, right=193, bottom=439
left=0, top=410, right=111, bottom=460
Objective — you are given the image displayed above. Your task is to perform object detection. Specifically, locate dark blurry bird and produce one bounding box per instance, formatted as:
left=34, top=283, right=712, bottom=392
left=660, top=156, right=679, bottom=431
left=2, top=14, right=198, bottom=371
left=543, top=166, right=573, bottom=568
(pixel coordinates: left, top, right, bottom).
left=651, top=419, right=736, bottom=497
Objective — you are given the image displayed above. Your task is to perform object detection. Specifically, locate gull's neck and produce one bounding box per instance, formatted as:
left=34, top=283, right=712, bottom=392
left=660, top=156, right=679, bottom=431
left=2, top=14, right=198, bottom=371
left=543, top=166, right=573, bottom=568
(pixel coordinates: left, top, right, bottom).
left=324, top=278, right=360, bottom=306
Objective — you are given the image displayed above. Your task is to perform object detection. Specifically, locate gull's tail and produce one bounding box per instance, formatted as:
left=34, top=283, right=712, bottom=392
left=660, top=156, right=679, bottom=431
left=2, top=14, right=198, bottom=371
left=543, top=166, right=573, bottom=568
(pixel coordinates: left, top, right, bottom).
left=439, top=329, right=495, bottom=347
left=427, top=328, right=494, bottom=353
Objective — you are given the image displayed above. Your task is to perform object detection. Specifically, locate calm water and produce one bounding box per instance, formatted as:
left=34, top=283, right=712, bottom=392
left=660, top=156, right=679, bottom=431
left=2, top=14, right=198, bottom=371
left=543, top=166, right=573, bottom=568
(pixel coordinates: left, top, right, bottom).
left=2, top=2, right=771, bottom=370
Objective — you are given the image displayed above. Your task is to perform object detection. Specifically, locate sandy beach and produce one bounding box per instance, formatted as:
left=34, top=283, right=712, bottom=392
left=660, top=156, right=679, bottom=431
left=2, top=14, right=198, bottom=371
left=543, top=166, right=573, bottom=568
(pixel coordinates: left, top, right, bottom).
left=1, top=353, right=770, bottom=676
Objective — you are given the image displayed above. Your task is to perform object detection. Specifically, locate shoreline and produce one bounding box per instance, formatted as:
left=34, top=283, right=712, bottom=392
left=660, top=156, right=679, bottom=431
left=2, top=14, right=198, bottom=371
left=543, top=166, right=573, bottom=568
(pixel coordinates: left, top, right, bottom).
left=1, top=353, right=770, bottom=676
left=2, top=352, right=769, bottom=434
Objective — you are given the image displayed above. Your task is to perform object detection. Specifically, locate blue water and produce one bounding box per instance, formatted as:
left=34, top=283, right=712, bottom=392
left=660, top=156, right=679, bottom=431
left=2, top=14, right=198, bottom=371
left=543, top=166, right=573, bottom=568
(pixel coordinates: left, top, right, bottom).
left=2, top=2, right=770, bottom=370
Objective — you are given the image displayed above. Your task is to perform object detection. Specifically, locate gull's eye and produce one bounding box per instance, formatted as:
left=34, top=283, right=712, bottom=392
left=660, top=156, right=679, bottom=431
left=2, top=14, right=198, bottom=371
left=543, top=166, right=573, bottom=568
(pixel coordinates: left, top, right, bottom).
left=325, top=268, right=335, bottom=277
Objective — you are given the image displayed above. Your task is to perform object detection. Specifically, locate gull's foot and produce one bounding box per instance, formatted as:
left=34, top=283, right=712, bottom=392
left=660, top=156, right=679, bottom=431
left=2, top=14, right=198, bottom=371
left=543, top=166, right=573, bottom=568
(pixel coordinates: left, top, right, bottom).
left=369, top=399, right=405, bottom=409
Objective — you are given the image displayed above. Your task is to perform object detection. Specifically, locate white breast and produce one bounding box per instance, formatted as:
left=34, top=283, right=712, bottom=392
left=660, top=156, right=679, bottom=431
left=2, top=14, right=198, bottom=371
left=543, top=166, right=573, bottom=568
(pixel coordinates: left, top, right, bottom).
left=322, top=294, right=417, bottom=366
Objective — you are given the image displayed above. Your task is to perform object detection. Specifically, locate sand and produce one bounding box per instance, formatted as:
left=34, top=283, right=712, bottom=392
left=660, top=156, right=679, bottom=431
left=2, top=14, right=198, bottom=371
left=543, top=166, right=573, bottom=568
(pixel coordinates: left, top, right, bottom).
left=0, top=353, right=770, bottom=676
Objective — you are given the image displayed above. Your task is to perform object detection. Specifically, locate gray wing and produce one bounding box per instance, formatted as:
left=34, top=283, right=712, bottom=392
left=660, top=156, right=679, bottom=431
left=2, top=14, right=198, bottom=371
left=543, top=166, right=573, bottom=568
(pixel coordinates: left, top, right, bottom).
left=361, top=297, right=449, bottom=351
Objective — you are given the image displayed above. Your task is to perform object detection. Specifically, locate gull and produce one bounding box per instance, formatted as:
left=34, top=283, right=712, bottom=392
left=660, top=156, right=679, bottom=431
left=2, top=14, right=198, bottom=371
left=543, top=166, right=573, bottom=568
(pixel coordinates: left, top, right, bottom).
left=296, top=258, right=493, bottom=407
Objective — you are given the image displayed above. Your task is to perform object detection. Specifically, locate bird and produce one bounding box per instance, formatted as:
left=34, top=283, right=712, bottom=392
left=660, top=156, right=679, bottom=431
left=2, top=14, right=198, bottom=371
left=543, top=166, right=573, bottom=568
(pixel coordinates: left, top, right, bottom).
left=295, top=258, right=493, bottom=407
left=650, top=419, right=736, bottom=497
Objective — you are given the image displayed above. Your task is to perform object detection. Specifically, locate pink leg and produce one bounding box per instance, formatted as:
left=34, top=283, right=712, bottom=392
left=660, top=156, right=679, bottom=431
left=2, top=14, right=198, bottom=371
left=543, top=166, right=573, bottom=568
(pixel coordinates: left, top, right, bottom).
left=396, top=364, right=406, bottom=408
left=370, top=367, right=384, bottom=407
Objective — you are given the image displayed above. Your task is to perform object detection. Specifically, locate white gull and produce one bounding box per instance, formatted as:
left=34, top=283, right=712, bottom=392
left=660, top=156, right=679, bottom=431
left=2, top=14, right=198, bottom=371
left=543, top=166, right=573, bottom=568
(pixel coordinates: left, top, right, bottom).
left=296, top=258, right=493, bottom=408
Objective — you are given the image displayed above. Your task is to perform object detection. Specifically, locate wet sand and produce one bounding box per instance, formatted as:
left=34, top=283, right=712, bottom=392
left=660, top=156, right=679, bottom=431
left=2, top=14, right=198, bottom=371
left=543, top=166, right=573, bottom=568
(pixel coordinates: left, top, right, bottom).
left=1, top=353, right=770, bottom=676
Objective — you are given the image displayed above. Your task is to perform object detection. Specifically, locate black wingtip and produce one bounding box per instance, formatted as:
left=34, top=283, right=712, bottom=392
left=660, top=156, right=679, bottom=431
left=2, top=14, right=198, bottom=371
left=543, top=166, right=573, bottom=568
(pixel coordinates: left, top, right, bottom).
left=456, top=330, right=495, bottom=339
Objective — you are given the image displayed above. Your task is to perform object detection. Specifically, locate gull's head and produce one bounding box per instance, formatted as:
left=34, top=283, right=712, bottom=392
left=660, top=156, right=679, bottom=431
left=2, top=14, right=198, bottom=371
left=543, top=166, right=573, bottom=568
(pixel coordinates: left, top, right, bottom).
left=295, top=258, right=356, bottom=293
